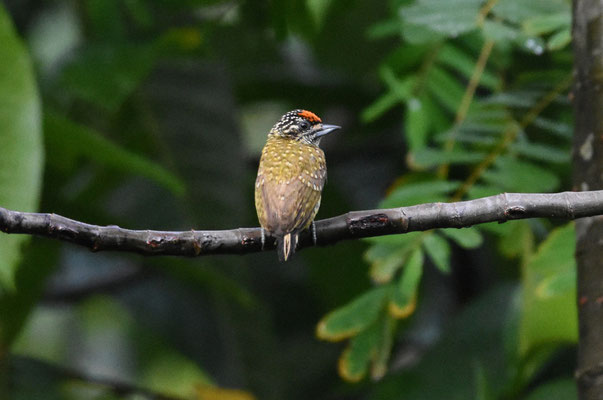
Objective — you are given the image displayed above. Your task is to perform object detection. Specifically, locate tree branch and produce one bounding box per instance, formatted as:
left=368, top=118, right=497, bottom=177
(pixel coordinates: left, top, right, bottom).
left=1, top=0, right=594, bottom=395
left=1, top=191, right=602, bottom=257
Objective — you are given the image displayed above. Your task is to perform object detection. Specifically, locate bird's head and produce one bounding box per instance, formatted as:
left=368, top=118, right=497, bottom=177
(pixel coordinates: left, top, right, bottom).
left=270, top=109, right=340, bottom=145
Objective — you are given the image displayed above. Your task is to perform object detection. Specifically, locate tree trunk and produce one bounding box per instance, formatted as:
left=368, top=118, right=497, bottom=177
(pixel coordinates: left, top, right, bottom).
left=572, top=1, right=603, bottom=399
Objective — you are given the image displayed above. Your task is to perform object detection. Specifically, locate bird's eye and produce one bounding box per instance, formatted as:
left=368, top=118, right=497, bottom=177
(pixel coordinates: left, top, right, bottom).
left=299, top=120, right=310, bottom=130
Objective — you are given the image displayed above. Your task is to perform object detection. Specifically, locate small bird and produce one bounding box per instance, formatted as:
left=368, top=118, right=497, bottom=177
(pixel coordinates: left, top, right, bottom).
left=255, top=109, right=340, bottom=261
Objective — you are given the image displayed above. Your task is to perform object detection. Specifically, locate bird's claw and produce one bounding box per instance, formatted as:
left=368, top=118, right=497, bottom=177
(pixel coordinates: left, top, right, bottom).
left=260, top=227, right=266, bottom=251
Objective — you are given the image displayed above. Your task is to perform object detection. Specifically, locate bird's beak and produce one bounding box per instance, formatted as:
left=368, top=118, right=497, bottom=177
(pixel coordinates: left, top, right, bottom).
left=314, top=124, right=341, bottom=138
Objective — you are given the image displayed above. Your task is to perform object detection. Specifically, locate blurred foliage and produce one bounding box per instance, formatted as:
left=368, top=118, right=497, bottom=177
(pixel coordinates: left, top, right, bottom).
left=0, top=0, right=579, bottom=399
left=0, top=5, right=43, bottom=290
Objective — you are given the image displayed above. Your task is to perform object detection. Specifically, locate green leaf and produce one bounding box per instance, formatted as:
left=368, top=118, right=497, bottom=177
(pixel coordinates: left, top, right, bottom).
left=409, top=147, right=485, bottom=169
left=481, top=157, right=560, bottom=192
left=362, top=92, right=400, bottom=123
left=447, top=106, right=510, bottom=137
left=401, top=0, right=482, bottom=38
left=522, top=13, right=570, bottom=36
left=497, top=220, right=534, bottom=258
left=440, top=227, right=483, bottom=249
left=510, top=142, right=569, bottom=164
left=367, top=18, right=403, bottom=40
left=140, top=348, right=213, bottom=397
left=384, top=45, right=429, bottom=71
left=515, top=70, right=570, bottom=87
left=0, top=5, right=44, bottom=288
left=370, top=314, right=396, bottom=380
left=389, top=249, right=423, bottom=318
left=362, top=73, right=415, bottom=123
left=492, top=0, right=570, bottom=25
left=454, top=123, right=503, bottom=136
left=380, top=180, right=460, bottom=208
left=484, top=91, right=539, bottom=108
left=405, top=96, right=430, bottom=151
left=0, top=242, right=59, bottom=347
left=465, top=105, right=510, bottom=126
left=381, top=68, right=415, bottom=102
left=524, top=379, right=577, bottom=400
left=366, top=232, right=423, bottom=283
left=306, top=0, right=334, bottom=29
left=482, top=20, right=520, bottom=43
left=536, top=268, right=576, bottom=299
left=338, top=313, right=396, bottom=382
left=426, top=66, right=467, bottom=113
left=423, top=233, right=451, bottom=273
left=519, top=224, right=577, bottom=355
left=532, top=117, right=572, bottom=139
left=437, top=44, right=500, bottom=90
left=317, top=287, right=389, bottom=341
left=338, top=330, right=374, bottom=382
left=473, top=362, right=494, bottom=400
left=45, top=112, right=186, bottom=195
left=369, top=244, right=416, bottom=284
left=547, top=28, right=571, bottom=51
left=401, top=21, right=445, bottom=44
left=421, top=91, right=451, bottom=133
left=434, top=130, right=497, bottom=146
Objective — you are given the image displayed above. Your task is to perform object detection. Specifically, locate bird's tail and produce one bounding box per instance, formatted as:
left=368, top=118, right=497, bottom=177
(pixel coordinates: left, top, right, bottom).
left=277, top=232, right=298, bottom=262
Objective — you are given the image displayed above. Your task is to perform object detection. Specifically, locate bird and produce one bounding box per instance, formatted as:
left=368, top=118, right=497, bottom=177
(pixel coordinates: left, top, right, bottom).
left=255, top=109, right=340, bottom=262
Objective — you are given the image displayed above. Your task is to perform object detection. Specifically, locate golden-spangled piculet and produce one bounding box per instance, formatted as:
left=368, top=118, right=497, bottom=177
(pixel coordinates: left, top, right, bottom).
left=255, top=109, right=340, bottom=262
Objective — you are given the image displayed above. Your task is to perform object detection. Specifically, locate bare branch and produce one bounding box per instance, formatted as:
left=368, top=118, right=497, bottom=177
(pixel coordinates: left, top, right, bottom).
left=1, top=191, right=602, bottom=257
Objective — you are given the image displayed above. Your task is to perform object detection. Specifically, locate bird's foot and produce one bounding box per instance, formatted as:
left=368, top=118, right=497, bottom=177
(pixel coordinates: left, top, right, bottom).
left=312, top=221, right=317, bottom=246
left=260, top=227, right=266, bottom=251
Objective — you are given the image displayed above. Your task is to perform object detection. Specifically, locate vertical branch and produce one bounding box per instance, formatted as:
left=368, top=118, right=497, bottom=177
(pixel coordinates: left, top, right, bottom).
left=572, top=1, right=603, bottom=399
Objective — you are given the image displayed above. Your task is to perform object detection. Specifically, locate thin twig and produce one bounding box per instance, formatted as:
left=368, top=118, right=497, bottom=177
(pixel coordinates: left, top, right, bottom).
left=476, top=0, right=500, bottom=27
left=1, top=191, right=601, bottom=257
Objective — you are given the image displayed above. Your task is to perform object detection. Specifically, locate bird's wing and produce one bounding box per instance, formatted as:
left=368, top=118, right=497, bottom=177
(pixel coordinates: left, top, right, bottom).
left=257, top=145, right=326, bottom=235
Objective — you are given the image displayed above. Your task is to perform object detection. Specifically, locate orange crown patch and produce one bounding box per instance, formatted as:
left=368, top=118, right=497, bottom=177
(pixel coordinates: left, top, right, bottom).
left=297, top=110, right=322, bottom=123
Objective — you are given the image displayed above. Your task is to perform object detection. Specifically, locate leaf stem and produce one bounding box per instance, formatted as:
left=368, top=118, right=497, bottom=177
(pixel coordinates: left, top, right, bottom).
left=476, top=0, right=500, bottom=27
left=451, top=75, right=573, bottom=201
left=438, top=39, right=496, bottom=178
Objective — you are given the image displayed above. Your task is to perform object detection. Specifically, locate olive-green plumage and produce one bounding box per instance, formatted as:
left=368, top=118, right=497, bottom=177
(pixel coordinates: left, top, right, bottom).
left=255, top=110, right=339, bottom=261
